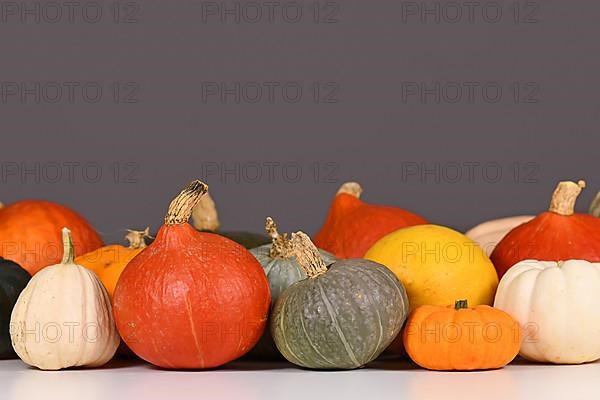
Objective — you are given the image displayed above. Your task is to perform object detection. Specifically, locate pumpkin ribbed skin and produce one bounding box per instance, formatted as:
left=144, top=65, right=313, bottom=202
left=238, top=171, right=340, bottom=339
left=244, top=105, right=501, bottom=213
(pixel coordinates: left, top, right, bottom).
left=248, top=244, right=336, bottom=359
left=113, top=225, right=270, bottom=369
left=494, top=260, right=600, bottom=364
left=10, top=238, right=119, bottom=370
left=271, top=259, right=408, bottom=369
left=404, top=303, right=520, bottom=370
left=315, top=190, right=427, bottom=259
left=0, top=258, right=30, bottom=358
left=0, top=200, right=103, bottom=275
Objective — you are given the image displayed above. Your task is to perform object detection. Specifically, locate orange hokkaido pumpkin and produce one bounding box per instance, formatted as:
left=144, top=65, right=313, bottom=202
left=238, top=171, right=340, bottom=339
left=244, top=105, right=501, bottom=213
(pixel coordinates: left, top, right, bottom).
left=0, top=200, right=103, bottom=275
left=113, top=181, right=270, bottom=369
left=491, top=180, right=600, bottom=278
left=403, top=300, right=520, bottom=371
left=75, top=228, right=150, bottom=298
left=314, top=182, right=428, bottom=258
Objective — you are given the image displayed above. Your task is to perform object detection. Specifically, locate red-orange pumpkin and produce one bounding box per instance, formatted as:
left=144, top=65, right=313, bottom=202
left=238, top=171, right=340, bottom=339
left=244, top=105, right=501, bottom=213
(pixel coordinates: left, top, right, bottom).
left=314, top=182, right=428, bottom=258
left=491, top=180, right=600, bottom=278
left=113, top=181, right=270, bottom=369
left=0, top=200, right=103, bottom=275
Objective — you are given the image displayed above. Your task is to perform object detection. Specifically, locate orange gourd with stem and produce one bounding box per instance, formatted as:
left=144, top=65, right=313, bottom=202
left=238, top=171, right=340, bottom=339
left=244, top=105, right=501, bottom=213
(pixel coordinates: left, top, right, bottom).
left=403, top=300, right=520, bottom=371
left=113, top=181, right=270, bottom=369
left=491, top=180, right=600, bottom=278
left=315, top=182, right=427, bottom=258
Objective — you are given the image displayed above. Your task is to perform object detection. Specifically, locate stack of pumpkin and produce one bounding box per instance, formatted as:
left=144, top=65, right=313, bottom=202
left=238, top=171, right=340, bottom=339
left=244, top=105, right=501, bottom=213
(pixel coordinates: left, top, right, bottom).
left=1, top=178, right=600, bottom=371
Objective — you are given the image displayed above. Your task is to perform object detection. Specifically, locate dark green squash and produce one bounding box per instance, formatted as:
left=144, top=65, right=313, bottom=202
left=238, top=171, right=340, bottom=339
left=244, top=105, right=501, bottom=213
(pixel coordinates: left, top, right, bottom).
left=191, top=191, right=269, bottom=248
left=0, top=257, right=31, bottom=358
left=248, top=217, right=336, bottom=359
left=271, top=232, right=409, bottom=370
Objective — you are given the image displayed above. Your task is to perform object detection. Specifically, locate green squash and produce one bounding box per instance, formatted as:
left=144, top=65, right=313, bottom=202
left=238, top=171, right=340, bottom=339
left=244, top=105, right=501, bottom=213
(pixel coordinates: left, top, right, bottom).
left=271, top=232, right=409, bottom=370
left=248, top=218, right=336, bottom=359
left=0, top=258, right=31, bottom=358
left=191, top=191, right=269, bottom=248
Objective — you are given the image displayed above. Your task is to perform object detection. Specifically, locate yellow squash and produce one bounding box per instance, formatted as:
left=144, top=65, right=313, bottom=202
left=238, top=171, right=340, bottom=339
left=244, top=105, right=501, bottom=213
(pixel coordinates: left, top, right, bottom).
left=75, top=228, right=150, bottom=298
left=365, top=224, right=498, bottom=311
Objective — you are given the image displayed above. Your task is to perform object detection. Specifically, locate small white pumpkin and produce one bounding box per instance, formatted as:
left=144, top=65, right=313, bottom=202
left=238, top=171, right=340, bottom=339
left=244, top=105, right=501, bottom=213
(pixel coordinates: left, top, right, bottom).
left=10, top=228, right=119, bottom=370
left=494, top=259, right=600, bottom=364
left=465, top=215, right=534, bottom=256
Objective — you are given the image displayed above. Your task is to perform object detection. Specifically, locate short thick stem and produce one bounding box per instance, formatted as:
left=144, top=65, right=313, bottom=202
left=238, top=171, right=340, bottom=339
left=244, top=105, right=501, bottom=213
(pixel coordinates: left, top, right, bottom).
left=165, top=180, right=209, bottom=225
left=61, top=228, right=75, bottom=265
left=290, top=231, right=327, bottom=278
left=548, top=180, right=586, bottom=216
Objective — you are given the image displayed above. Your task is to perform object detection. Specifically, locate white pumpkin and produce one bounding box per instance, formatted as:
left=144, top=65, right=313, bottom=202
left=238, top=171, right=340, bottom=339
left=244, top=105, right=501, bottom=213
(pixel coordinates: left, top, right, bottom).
left=10, top=228, right=119, bottom=370
left=465, top=215, right=534, bottom=256
left=494, top=259, right=600, bottom=364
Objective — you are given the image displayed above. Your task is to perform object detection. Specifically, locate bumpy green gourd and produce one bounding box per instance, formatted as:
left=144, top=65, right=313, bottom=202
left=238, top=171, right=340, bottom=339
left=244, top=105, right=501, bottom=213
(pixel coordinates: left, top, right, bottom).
left=0, top=258, right=31, bottom=358
left=271, top=232, right=409, bottom=370
left=248, top=217, right=336, bottom=359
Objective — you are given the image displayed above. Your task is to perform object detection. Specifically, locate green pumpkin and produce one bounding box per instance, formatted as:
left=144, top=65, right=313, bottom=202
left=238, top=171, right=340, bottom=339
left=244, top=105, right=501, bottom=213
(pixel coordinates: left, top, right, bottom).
left=248, top=218, right=336, bottom=359
left=191, top=191, right=270, bottom=249
left=271, top=232, right=409, bottom=370
left=0, top=258, right=31, bottom=358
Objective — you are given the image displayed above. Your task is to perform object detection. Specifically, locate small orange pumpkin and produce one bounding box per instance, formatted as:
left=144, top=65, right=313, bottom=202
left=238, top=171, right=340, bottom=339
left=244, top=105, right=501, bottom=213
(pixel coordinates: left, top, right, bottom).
left=75, top=228, right=150, bottom=298
left=403, top=300, right=520, bottom=371
left=315, top=182, right=427, bottom=258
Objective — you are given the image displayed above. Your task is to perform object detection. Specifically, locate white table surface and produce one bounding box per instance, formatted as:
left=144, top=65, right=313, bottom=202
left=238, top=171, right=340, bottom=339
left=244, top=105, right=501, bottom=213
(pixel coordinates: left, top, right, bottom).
left=1, top=356, right=598, bottom=400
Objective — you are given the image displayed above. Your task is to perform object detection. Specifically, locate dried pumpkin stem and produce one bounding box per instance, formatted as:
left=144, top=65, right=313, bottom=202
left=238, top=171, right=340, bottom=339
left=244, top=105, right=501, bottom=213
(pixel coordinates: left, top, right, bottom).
left=548, top=180, right=586, bottom=216
left=590, top=192, right=600, bottom=218
left=290, top=231, right=327, bottom=278
left=266, top=217, right=293, bottom=258
left=337, top=182, right=363, bottom=198
left=191, top=192, right=221, bottom=231
left=0, top=202, right=4, bottom=209
left=125, top=227, right=151, bottom=249
left=455, top=299, right=468, bottom=310
left=61, top=227, right=75, bottom=264
left=165, top=180, right=209, bottom=225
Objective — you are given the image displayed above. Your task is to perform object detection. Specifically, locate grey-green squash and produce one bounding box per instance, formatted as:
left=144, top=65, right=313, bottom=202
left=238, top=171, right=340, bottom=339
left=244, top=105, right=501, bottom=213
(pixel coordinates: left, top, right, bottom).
left=248, top=218, right=336, bottom=359
left=271, top=232, right=409, bottom=370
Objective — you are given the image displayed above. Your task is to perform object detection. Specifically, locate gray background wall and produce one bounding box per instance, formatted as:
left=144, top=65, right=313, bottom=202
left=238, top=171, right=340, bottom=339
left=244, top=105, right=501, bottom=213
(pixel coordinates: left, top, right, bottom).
left=0, top=1, right=598, bottom=243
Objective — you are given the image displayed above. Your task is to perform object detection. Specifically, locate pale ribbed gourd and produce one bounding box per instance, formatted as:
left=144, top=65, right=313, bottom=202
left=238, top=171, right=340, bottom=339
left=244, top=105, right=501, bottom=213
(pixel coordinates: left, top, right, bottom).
left=10, top=228, right=119, bottom=370
left=271, top=232, right=409, bottom=370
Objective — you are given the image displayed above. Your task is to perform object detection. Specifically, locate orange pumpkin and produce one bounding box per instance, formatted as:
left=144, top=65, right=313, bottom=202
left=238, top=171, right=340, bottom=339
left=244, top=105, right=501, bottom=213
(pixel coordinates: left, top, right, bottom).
left=0, top=200, right=103, bottom=275
left=113, top=181, right=270, bottom=369
left=403, top=300, right=520, bottom=371
left=314, top=182, right=427, bottom=258
left=491, top=180, right=600, bottom=278
left=75, top=228, right=150, bottom=298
